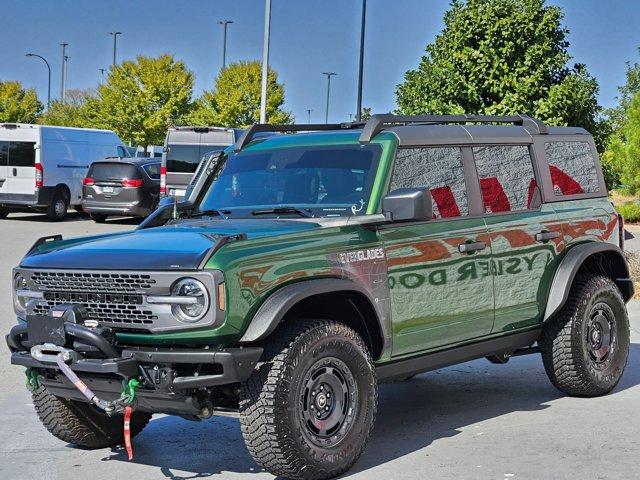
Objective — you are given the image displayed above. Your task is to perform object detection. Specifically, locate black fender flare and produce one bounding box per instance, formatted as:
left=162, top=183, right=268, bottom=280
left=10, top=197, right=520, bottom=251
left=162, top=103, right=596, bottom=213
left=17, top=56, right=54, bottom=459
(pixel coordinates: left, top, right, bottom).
left=238, top=278, right=385, bottom=345
left=543, top=243, right=633, bottom=322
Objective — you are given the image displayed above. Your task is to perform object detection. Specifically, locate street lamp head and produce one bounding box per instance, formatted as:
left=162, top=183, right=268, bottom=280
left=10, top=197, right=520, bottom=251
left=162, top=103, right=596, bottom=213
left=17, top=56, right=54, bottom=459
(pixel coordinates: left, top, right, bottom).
left=26, top=53, right=33, bottom=57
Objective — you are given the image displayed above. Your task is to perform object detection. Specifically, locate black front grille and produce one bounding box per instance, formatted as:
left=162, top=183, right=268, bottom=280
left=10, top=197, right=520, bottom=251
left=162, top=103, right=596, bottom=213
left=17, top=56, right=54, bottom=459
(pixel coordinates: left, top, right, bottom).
left=31, top=271, right=155, bottom=294
left=33, top=298, right=157, bottom=326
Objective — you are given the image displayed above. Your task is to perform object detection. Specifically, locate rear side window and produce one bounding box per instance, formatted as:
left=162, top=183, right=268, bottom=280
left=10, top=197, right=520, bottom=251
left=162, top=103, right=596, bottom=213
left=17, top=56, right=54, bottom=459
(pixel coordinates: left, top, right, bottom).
left=0, top=141, right=7, bottom=166
left=390, top=147, right=468, bottom=218
left=166, top=145, right=225, bottom=173
left=88, top=163, right=139, bottom=181
left=473, top=145, right=537, bottom=213
left=8, top=141, right=35, bottom=167
left=545, top=142, right=599, bottom=195
left=143, top=163, right=161, bottom=179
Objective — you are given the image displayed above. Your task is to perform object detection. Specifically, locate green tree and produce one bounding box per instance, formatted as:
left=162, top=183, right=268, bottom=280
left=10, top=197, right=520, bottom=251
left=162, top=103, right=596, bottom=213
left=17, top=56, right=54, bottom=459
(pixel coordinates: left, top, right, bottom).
left=92, top=55, right=194, bottom=148
left=396, top=0, right=605, bottom=147
left=188, top=61, right=292, bottom=127
left=0, top=80, right=42, bottom=123
left=38, top=89, right=96, bottom=127
left=607, top=92, right=640, bottom=192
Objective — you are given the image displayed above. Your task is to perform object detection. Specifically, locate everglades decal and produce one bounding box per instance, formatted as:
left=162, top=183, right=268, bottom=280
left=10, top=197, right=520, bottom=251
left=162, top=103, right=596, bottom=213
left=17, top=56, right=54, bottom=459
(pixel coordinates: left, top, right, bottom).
left=338, top=248, right=385, bottom=264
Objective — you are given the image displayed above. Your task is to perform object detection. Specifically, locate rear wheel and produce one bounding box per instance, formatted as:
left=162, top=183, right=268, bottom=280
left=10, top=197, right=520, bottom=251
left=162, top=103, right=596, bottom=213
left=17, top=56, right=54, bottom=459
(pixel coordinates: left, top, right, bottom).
left=0, top=208, right=8, bottom=219
left=240, top=320, right=377, bottom=480
left=540, top=275, right=630, bottom=397
left=32, top=385, right=151, bottom=448
left=46, top=190, right=68, bottom=221
left=90, top=213, right=108, bottom=223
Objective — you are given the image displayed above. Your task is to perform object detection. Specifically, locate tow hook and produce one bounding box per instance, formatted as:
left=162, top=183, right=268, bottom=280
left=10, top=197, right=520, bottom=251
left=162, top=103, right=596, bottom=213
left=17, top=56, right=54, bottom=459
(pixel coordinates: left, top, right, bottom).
left=53, top=353, right=140, bottom=459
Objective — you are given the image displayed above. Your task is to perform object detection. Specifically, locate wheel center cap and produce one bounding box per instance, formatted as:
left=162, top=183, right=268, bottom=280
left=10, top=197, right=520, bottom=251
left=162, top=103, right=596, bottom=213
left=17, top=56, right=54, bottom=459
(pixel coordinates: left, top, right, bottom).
left=316, top=393, right=327, bottom=408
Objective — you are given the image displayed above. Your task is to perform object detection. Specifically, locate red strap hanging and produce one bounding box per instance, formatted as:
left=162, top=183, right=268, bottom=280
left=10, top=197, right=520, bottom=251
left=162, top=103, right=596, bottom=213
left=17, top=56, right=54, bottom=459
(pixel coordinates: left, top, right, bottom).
left=124, top=406, right=133, bottom=461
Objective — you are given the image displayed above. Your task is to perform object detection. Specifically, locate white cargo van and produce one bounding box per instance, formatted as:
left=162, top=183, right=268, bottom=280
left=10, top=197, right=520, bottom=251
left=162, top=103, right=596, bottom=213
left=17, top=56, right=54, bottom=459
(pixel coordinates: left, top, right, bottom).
left=0, top=124, right=128, bottom=220
left=161, top=126, right=240, bottom=199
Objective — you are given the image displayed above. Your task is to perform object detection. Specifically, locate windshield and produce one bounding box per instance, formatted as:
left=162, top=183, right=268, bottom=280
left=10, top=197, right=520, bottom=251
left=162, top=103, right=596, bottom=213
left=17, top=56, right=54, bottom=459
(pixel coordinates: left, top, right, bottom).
left=197, top=144, right=381, bottom=217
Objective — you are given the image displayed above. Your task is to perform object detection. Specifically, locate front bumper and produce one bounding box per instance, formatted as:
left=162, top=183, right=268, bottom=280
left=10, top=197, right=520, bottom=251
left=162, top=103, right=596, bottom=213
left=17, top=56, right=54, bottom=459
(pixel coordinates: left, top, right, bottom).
left=7, top=321, right=263, bottom=415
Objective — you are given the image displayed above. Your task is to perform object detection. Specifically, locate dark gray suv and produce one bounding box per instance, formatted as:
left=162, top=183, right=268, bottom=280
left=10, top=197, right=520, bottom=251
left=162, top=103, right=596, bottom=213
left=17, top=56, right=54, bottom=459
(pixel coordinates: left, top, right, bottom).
left=82, top=158, right=161, bottom=222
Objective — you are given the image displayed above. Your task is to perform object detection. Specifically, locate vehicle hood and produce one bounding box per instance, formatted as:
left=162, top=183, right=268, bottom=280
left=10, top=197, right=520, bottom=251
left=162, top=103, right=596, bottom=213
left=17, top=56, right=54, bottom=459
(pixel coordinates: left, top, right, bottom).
left=20, top=219, right=321, bottom=270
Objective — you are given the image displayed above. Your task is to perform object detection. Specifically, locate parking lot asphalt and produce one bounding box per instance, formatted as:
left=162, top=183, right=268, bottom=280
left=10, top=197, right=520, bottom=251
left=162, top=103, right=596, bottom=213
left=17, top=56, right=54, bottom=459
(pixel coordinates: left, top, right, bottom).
left=2, top=213, right=640, bottom=480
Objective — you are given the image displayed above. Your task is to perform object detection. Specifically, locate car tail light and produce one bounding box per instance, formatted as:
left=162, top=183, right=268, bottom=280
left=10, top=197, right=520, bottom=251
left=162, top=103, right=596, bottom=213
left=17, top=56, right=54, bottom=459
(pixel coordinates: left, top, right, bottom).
left=160, top=166, right=167, bottom=195
left=35, top=162, right=43, bottom=188
left=122, top=178, right=143, bottom=188
left=83, top=177, right=95, bottom=186
left=618, top=212, right=625, bottom=250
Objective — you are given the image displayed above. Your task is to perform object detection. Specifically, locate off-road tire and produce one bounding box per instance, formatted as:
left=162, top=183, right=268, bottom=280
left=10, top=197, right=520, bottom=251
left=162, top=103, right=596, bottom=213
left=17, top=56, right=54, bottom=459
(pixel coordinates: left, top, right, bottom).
left=32, top=385, right=152, bottom=448
left=46, top=190, right=69, bottom=221
left=540, top=274, right=630, bottom=397
left=240, top=320, right=377, bottom=480
left=91, top=213, right=108, bottom=223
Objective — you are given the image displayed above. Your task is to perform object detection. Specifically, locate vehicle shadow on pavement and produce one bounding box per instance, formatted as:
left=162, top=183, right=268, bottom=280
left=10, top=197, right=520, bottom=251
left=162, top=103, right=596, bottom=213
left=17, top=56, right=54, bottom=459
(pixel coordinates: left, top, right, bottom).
left=3, top=212, right=90, bottom=223
left=99, top=344, right=640, bottom=479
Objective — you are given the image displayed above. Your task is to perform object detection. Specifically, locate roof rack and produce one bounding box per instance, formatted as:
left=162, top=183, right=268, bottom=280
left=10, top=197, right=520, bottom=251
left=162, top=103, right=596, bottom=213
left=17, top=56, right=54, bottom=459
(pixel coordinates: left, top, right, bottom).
left=232, top=114, right=547, bottom=152
left=359, top=114, right=547, bottom=142
left=233, top=122, right=364, bottom=151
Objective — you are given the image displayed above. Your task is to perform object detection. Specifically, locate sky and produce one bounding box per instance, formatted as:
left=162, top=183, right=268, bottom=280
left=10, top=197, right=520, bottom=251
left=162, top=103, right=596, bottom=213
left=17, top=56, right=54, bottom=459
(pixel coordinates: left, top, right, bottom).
left=2, top=0, right=640, bottom=124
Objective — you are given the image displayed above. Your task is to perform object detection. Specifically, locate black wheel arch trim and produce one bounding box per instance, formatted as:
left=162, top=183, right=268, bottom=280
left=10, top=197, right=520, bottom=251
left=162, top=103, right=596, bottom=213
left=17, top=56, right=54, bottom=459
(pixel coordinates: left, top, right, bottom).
left=543, top=242, right=633, bottom=322
left=238, top=278, right=389, bottom=354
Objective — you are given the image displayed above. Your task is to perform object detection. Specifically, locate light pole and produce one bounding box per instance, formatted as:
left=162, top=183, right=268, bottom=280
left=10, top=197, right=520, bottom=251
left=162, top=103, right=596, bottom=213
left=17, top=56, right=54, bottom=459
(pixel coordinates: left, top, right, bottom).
left=356, top=0, right=367, bottom=122
left=306, top=109, right=313, bottom=123
left=109, top=31, right=122, bottom=66
left=322, top=72, right=337, bottom=124
left=26, top=53, right=51, bottom=108
left=60, top=43, right=68, bottom=101
left=259, top=0, right=272, bottom=124
left=218, top=20, right=233, bottom=69
left=99, top=68, right=106, bottom=83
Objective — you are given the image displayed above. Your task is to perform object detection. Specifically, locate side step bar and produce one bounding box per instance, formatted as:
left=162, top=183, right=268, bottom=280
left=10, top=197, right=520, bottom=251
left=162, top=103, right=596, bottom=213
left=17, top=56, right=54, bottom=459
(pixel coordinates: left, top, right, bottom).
left=377, top=329, right=541, bottom=382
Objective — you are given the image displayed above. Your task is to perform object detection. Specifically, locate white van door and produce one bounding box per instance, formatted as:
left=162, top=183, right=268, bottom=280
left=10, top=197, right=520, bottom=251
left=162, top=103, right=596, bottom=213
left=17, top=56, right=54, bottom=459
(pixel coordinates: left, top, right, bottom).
left=0, top=141, right=9, bottom=198
left=7, top=140, right=37, bottom=196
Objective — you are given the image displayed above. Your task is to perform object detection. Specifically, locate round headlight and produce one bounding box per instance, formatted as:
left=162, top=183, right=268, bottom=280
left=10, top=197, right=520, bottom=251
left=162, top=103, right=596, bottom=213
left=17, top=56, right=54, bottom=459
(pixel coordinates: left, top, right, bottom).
left=13, top=273, right=28, bottom=315
left=170, top=278, right=209, bottom=323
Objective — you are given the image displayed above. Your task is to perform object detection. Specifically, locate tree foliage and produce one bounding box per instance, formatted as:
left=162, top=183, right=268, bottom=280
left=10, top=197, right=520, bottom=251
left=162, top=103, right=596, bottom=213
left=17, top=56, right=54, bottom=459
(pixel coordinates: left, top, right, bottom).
left=38, top=89, right=96, bottom=127
left=188, top=61, right=292, bottom=127
left=91, top=55, right=194, bottom=147
left=0, top=80, right=42, bottom=123
left=606, top=92, right=640, bottom=192
left=396, top=0, right=605, bottom=146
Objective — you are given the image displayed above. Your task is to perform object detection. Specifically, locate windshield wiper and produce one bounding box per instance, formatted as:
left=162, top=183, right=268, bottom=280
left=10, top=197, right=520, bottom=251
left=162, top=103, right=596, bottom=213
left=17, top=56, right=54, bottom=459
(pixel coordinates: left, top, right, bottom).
left=251, top=206, right=313, bottom=218
left=189, top=208, right=231, bottom=220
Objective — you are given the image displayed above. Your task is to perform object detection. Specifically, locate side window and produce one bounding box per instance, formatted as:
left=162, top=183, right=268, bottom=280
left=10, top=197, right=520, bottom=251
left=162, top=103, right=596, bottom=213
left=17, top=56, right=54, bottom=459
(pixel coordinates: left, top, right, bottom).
left=117, top=146, right=128, bottom=158
left=0, top=141, right=7, bottom=166
left=8, top=141, right=36, bottom=167
left=143, top=163, right=161, bottom=179
left=545, top=141, right=599, bottom=195
left=390, top=147, right=468, bottom=218
left=472, top=145, right=537, bottom=213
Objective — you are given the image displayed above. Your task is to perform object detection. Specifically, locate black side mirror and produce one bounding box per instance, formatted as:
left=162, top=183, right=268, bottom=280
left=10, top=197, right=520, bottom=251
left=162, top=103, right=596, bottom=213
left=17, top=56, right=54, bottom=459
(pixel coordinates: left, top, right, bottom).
left=382, top=187, right=432, bottom=222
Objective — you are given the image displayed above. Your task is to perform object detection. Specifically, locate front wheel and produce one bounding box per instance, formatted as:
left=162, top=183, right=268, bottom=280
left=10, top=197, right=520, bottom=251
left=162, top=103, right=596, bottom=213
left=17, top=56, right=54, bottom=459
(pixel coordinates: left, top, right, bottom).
left=240, top=320, right=377, bottom=480
left=540, top=275, right=630, bottom=397
left=0, top=208, right=8, bottom=219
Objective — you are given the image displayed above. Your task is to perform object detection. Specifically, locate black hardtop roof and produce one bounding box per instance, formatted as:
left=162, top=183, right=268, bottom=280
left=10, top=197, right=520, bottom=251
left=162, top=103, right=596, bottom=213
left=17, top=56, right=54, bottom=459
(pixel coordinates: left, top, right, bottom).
left=234, top=114, right=590, bottom=151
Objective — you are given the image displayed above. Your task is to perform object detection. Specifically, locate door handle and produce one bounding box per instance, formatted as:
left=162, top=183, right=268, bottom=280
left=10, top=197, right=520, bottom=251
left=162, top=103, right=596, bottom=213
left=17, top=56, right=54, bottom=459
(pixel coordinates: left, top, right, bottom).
left=534, top=230, right=560, bottom=243
left=12, top=168, right=17, bottom=176
left=458, top=241, right=486, bottom=254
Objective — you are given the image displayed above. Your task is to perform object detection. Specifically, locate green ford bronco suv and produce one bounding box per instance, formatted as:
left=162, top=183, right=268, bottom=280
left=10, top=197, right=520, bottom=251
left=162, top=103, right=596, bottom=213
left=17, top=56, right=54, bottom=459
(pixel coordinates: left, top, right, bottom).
left=6, top=114, right=633, bottom=479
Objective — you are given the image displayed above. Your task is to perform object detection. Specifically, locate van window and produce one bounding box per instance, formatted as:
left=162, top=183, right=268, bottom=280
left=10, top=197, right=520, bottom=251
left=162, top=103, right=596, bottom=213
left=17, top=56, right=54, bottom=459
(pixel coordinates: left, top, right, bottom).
left=166, top=144, right=225, bottom=173
left=88, top=163, right=139, bottom=181
left=390, top=147, right=468, bottom=218
left=545, top=141, right=599, bottom=195
left=472, top=145, right=537, bottom=213
left=117, top=146, right=128, bottom=158
left=0, top=141, right=7, bottom=166
left=143, top=163, right=161, bottom=179
left=8, top=141, right=36, bottom=167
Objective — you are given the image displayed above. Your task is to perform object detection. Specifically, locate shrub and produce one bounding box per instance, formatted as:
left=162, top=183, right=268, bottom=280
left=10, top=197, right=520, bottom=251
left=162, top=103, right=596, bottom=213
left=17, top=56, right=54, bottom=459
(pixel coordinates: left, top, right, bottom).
left=616, top=202, right=640, bottom=223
